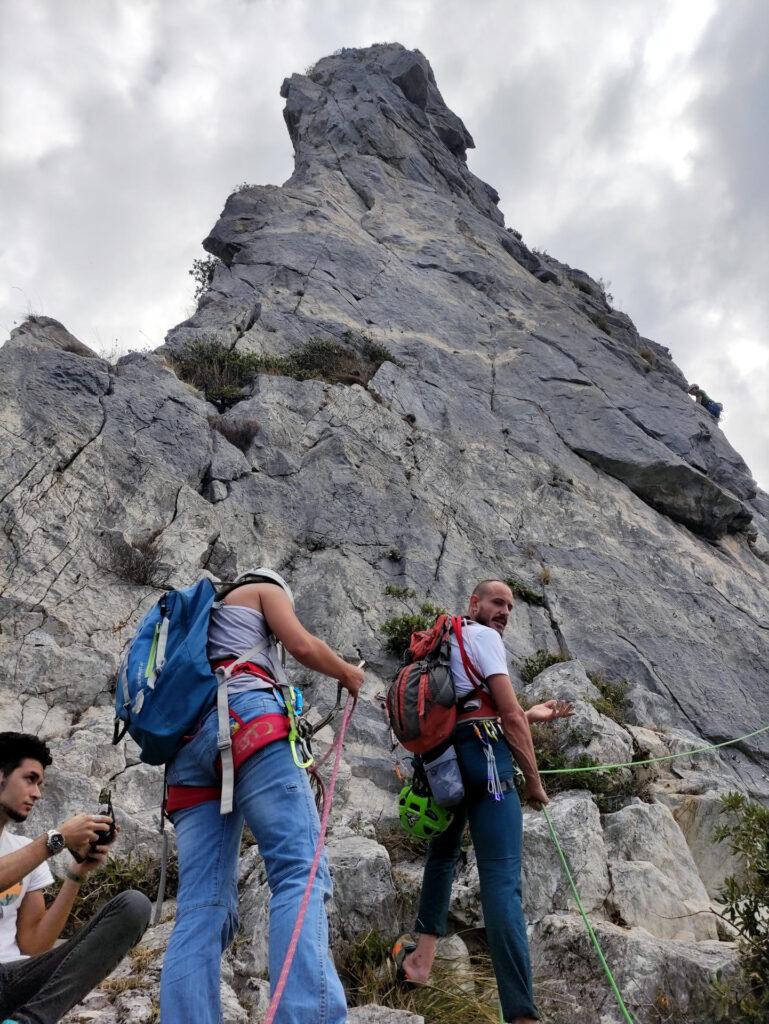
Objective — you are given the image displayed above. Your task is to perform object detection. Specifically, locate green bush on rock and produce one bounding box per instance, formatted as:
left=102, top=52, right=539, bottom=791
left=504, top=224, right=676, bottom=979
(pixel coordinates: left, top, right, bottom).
left=712, top=792, right=769, bottom=1021
left=169, top=332, right=400, bottom=409
left=519, top=649, right=568, bottom=684
left=382, top=601, right=446, bottom=657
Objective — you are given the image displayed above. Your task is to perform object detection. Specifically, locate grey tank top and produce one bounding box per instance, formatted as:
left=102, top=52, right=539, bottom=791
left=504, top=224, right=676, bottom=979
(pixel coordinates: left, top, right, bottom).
left=208, top=605, right=278, bottom=694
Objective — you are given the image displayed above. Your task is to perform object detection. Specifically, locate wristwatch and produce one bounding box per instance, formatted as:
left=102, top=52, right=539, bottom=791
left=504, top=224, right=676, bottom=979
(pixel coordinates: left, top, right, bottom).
left=45, top=829, right=66, bottom=856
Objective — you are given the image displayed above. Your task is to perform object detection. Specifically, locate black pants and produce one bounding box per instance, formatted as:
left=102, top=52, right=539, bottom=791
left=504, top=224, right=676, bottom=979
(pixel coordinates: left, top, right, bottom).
left=0, top=890, right=151, bottom=1024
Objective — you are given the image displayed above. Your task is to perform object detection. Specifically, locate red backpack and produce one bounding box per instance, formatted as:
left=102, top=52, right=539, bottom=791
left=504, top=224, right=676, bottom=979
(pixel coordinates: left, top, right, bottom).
left=386, top=614, right=485, bottom=754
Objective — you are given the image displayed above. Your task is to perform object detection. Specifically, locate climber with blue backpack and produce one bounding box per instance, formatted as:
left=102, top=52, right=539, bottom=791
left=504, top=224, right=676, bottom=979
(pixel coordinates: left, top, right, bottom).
left=386, top=579, right=572, bottom=1024
left=113, top=568, right=363, bottom=1024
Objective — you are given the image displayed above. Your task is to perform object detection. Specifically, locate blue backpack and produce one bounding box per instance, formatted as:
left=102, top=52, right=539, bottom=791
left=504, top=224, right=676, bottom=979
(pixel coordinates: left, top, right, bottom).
left=113, top=577, right=282, bottom=813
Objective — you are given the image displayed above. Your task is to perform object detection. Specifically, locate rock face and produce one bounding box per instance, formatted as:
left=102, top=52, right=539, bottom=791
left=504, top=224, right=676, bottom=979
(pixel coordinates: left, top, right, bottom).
left=1, top=42, right=767, bottom=1024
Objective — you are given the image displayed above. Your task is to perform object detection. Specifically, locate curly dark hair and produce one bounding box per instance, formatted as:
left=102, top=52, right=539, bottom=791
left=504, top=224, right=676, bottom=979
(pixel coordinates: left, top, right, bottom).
left=0, top=732, right=53, bottom=776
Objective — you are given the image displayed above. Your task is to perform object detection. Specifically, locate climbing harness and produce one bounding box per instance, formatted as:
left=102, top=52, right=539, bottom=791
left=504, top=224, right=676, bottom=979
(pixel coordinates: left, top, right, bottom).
left=263, top=684, right=360, bottom=1024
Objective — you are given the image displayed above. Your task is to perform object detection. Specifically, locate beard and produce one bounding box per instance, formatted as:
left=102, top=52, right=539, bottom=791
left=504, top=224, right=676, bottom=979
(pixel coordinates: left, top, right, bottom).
left=473, top=610, right=490, bottom=628
left=0, top=783, right=28, bottom=824
left=2, top=804, right=28, bottom=823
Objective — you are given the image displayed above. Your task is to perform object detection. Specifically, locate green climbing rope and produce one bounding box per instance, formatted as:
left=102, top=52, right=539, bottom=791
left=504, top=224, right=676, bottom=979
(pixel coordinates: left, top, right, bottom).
left=539, top=721, right=769, bottom=775
left=543, top=807, right=635, bottom=1024
left=532, top=720, right=769, bottom=1020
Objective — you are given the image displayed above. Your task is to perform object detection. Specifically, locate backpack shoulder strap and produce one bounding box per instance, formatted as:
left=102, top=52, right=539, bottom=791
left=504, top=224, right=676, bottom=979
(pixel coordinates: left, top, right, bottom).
left=450, top=616, right=484, bottom=690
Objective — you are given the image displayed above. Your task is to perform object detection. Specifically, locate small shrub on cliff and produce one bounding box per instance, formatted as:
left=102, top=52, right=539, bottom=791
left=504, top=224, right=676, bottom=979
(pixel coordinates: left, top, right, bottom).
left=381, top=602, right=446, bottom=657
left=384, top=584, right=416, bottom=600
left=586, top=309, right=612, bottom=335
left=208, top=413, right=260, bottom=452
left=189, top=255, right=219, bottom=301
left=587, top=673, right=630, bottom=725
left=504, top=577, right=544, bottom=606
left=257, top=332, right=400, bottom=386
left=104, top=535, right=170, bottom=589
left=170, top=333, right=399, bottom=409
left=519, top=649, right=568, bottom=684
left=638, top=345, right=657, bottom=371
left=169, top=339, right=261, bottom=408
left=530, top=723, right=648, bottom=811
left=712, top=792, right=769, bottom=1021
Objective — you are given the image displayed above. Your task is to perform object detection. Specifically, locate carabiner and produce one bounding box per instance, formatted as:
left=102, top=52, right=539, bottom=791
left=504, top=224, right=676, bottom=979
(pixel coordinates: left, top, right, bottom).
left=289, top=728, right=315, bottom=769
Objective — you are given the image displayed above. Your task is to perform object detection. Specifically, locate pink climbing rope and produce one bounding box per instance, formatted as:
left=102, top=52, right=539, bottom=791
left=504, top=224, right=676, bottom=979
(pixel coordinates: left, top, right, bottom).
left=263, top=692, right=357, bottom=1024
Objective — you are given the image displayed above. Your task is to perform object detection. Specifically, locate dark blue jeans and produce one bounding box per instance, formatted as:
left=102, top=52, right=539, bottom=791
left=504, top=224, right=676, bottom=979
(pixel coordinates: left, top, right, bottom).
left=415, top=726, right=539, bottom=1022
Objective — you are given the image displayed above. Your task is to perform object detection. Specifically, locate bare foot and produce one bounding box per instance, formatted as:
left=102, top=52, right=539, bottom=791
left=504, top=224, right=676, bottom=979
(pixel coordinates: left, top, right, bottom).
left=397, top=933, right=437, bottom=985
left=401, top=948, right=431, bottom=985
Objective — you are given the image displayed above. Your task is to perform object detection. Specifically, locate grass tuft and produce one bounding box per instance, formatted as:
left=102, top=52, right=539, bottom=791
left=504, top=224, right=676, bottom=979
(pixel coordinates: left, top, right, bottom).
left=169, top=332, right=400, bottom=409
left=586, top=310, right=612, bottom=335
left=339, top=929, right=502, bottom=1021
left=47, top=852, right=178, bottom=938
left=208, top=413, right=260, bottom=452
left=587, top=673, right=630, bottom=724
left=504, top=577, right=545, bottom=606
left=103, top=535, right=170, bottom=589
left=519, top=649, right=568, bottom=684
left=384, top=584, right=416, bottom=599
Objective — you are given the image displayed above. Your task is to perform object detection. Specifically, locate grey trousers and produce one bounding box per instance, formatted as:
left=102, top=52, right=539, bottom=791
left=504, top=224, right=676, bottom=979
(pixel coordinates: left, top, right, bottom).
left=0, top=890, right=151, bottom=1024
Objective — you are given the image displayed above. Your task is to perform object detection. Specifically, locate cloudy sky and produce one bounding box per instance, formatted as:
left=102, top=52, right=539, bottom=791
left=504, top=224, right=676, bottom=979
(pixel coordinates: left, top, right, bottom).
left=1, top=0, right=767, bottom=489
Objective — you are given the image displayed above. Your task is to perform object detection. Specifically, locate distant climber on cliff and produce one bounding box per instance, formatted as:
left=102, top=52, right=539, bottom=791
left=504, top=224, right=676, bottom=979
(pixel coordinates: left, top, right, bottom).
left=688, top=384, right=723, bottom=420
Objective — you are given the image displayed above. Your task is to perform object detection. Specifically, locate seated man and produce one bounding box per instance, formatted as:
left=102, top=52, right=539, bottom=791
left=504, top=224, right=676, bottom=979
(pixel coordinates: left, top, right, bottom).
left=0, top=732, right=151, bottom=1024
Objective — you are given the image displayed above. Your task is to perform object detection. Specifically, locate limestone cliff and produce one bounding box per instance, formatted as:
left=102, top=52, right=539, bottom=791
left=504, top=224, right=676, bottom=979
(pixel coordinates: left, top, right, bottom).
left=1, top=43, right=768, bottom=1024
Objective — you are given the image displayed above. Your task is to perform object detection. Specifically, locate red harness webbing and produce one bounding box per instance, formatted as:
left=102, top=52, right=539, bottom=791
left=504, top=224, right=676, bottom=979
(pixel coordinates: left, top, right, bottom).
left=165, top=785, right=221, bottom=814
left=456, top=689, right=499, bottom=722
left=451, top=615, right=498, bottom=722
left=211, top=657, right=275, bottom=684
left=166, top=713, right=291, bottom=814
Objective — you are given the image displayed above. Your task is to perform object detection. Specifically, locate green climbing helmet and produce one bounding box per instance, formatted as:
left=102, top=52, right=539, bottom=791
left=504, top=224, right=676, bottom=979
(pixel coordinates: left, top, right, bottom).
left=398, top=783, right=453, bottom=840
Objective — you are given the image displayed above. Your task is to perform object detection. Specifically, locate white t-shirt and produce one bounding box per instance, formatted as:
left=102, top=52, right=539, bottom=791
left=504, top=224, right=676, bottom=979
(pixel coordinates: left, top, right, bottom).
left=450, top=619, right=509, bottom=701
left=0, top=830, right=54, bottom=962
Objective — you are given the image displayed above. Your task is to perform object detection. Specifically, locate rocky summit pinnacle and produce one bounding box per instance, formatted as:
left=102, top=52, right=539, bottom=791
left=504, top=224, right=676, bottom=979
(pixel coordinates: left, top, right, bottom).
left=1, top=43, right=768, bottom=1024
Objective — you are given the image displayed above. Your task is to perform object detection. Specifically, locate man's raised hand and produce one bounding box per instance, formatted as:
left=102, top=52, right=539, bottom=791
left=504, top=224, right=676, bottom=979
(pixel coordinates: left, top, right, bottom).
left=58, top=814, right=113, bottom=859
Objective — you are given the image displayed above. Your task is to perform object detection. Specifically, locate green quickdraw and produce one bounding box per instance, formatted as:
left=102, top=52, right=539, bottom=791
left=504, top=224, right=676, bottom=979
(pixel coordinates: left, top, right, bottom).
left=277, top=682, right=347, bottom=770
left=278, top=685, right=314, bottom=769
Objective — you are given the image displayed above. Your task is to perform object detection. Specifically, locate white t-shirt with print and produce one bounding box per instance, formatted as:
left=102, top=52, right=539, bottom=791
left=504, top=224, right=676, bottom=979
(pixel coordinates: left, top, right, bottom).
left=0, top=830, right=54, bottom=962
left=450, top=619, right=509, bottom=701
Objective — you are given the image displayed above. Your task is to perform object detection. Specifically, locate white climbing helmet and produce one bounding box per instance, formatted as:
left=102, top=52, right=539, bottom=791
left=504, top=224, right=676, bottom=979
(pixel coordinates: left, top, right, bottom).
left=233, top=567, right=295, bottom=607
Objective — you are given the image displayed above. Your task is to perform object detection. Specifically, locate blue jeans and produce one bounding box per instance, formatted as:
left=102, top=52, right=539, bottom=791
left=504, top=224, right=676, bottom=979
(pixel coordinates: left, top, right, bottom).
left=159, top=690, right=347, bottom=1024
left=415, top=726, right=539, bottom=1022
